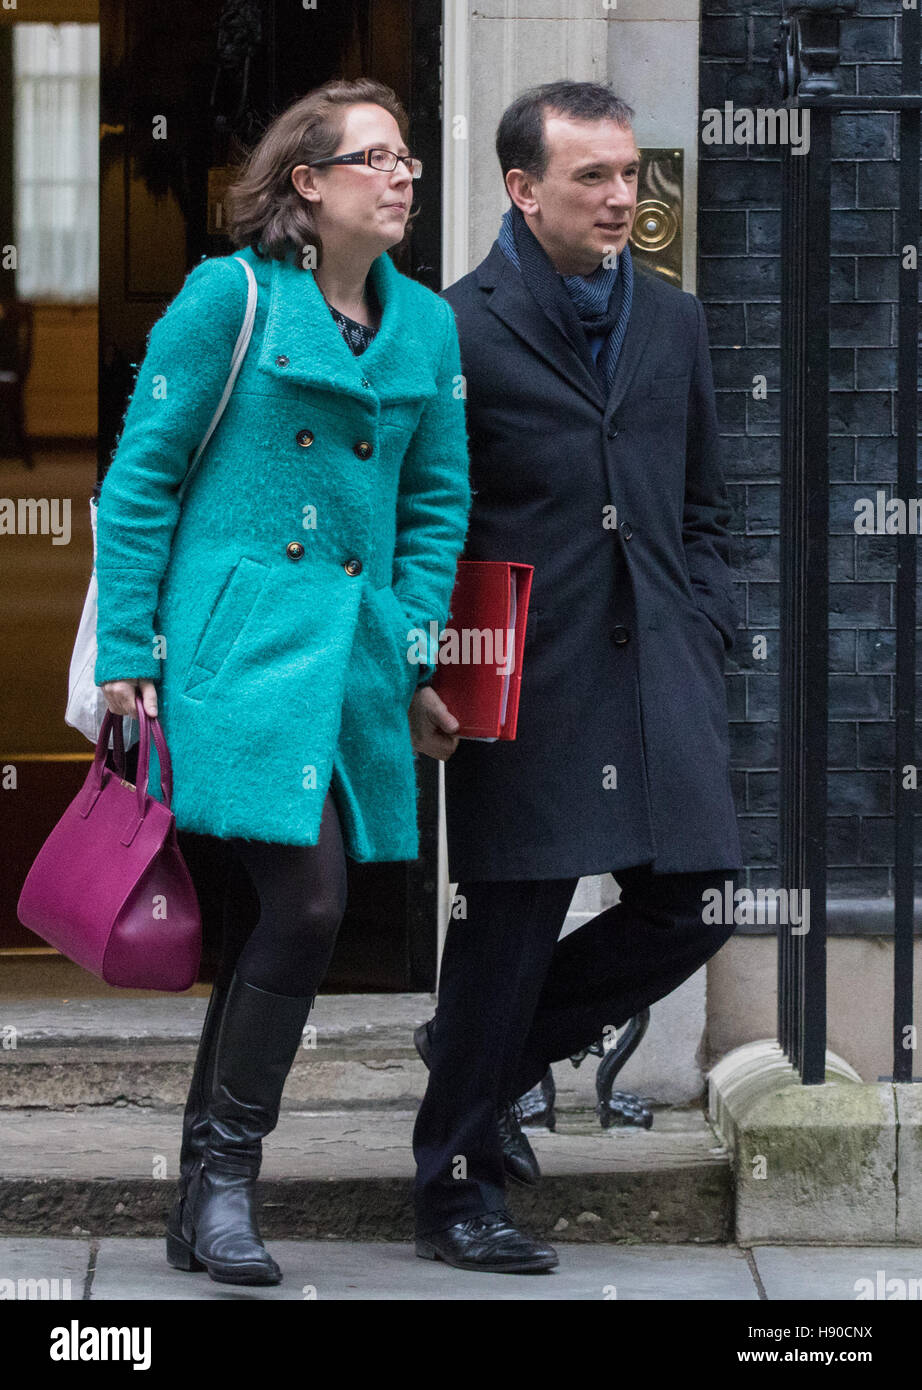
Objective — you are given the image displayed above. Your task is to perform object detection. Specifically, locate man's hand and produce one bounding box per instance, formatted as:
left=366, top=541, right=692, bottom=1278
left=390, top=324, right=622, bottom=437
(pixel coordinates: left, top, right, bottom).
left=409, top=685, right=461, bottom=760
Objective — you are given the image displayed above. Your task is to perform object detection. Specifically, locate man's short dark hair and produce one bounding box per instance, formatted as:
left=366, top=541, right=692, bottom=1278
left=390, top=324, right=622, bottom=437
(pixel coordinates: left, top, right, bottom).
left=496, top=80, right=635, bottom=182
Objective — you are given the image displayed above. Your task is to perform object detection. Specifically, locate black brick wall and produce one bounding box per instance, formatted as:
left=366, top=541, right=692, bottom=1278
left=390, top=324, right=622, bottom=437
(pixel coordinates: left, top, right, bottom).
left=697, top=0, right=921, bottom=906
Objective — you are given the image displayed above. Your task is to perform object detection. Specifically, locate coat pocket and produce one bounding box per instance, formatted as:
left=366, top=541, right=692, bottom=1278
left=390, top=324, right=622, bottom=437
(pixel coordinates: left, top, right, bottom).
left=371, top=584, right=419, bottom=703
left=182, top=556, right=270, bottom=701
left=691, top=601, right=729, bottom=657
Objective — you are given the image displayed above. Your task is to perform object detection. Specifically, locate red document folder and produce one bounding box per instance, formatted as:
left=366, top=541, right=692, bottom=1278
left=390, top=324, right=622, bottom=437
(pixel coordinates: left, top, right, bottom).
left=430, top=560, right=535, bottom=741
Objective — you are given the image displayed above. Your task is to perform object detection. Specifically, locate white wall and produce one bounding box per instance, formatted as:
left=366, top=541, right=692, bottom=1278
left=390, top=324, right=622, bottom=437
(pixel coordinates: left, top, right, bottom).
left=442, top=0, right=701, bottom=287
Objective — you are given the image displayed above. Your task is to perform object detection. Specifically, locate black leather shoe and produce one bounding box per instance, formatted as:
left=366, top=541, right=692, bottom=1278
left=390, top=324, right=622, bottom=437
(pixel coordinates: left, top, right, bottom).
left=416, top=1210, right=558, bottom=1273
left=166, top=972, right=313, bottom=1286
left=414, top=1017, right=541, bottom=1187
left=497, top=1099, right=541, bottom=1186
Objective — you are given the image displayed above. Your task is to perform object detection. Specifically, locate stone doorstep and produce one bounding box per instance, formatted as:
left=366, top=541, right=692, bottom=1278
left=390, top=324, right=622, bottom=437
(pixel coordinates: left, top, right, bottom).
left=0, top=1046, right=431, bottom=1110
left=0, top=1105, right=732, bottom=1244
left=0, top=992, right=432, bottom=1110
left=0, top=993, right=669, bottom=1113
left=708, top=1039, right=922, bottom=1245
left=0, top=992, right=434, bottom=1046
left=0, top=996, right=732, bottom=1242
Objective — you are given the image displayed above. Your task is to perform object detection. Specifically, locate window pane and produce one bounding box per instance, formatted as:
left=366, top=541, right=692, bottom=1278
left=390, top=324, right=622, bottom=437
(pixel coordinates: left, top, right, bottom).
left=13, top=23, right=99, bottom=301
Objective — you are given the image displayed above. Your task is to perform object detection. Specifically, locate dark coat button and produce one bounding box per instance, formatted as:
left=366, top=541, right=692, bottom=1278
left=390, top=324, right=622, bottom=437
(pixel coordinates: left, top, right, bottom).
left=360, top=377, right=371, bottom=388
left=276, top=355, right=289, bottom=368
left=286, top=541, right=304, bottom=560
left=611, top=624, right=630, bottom=645
left=353, top=440, right=373, bottom=460
left=606, top=421, right=620, bottom=440
left=619, top=521, right=633, bottom=539
left=344, top=558, right=362, bottom=576
left=296, top=429, right=314, bottom=447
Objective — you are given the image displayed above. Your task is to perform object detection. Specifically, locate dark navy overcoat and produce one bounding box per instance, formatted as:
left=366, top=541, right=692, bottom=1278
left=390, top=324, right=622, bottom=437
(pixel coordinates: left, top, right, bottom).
left=440, top=241, right=743, bottom=881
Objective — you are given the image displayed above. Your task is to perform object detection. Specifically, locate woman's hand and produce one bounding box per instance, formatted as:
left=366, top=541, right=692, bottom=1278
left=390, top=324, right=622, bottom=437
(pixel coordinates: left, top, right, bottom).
left=99, top=678, right=159, bottom=719
left=409, top=685, right=460, bottom=760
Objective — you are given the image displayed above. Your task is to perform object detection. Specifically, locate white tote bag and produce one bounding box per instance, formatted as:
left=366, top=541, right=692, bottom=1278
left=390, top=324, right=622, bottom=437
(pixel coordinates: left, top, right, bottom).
left=65, top=256, right=257, bottom=747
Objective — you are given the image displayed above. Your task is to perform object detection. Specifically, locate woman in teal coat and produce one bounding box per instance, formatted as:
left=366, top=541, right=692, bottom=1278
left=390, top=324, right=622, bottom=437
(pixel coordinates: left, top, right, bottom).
left=95, top=78, right=470, bottom=1287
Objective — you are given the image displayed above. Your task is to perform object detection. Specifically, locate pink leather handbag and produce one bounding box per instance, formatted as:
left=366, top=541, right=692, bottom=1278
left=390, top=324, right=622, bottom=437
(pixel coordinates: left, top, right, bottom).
left=17, top=695, right=202, bottom=990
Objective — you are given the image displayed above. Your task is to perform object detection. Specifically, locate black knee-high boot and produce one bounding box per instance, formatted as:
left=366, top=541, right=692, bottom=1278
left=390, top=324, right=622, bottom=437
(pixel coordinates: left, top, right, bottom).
left=165, top=840, right=259, bottom=1265
left=164, top=978, right=231, bottom=1267
left=166, top=970, right=314, bottom=1285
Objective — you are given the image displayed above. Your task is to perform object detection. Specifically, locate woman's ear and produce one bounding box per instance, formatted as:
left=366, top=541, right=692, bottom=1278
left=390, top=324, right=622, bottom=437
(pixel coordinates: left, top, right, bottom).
left=291, top=164, right=321, bottom=204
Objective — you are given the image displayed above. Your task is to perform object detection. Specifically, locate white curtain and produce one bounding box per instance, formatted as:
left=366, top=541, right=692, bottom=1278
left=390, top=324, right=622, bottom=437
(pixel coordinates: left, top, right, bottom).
left=13, top=23, right=99, bottom=302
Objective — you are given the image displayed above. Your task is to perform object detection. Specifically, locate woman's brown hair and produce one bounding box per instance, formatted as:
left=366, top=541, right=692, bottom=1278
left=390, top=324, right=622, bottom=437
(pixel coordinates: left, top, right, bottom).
left=226, top=77, right=412, bottom=267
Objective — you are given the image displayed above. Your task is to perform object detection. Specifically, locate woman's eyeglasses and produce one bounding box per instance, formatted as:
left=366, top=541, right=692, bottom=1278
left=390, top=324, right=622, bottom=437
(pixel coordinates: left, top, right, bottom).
left=307, top=147, right=423, bottom=179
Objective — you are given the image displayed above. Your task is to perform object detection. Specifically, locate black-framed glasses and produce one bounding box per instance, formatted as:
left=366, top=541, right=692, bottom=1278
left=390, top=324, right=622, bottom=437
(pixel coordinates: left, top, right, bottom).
left=307, top=147, right=423, bottom=179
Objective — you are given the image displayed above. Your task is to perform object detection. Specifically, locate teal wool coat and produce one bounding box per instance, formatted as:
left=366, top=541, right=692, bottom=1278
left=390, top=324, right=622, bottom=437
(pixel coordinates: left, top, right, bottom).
left=93, top=244, right=471, bottom=860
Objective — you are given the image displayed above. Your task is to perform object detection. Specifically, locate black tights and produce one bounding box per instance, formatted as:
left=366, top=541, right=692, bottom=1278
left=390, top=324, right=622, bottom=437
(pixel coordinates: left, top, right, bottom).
left=214, top=790, right=348, bottom=998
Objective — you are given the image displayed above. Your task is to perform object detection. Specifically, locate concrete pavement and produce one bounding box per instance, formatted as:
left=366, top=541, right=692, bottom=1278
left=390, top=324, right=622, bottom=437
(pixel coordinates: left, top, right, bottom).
left=2, top=1236, right=921, bottom=1300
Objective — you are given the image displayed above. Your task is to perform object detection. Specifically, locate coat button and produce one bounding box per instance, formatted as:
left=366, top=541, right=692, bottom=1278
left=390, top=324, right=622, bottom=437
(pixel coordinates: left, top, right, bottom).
left=619, top=521, right=633, bottom=540
left=286, top=541, right=304, bottom=560
left=276, top=355, right=289, bottom=368
left=353, top=440, right=373, bottom=460
left=360, top=377, right=371, bottom=388
left=611, top=624, right=630, bottom=645
left=606, top=421, right=620, bottom=440
left=296, top=429, right=314, bottom=447
left=344, top=558, right=362, bottom=576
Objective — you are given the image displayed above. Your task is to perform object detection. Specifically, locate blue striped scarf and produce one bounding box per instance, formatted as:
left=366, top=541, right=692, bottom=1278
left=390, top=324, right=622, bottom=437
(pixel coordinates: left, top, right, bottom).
left=498, top=204, right=633, bottom=391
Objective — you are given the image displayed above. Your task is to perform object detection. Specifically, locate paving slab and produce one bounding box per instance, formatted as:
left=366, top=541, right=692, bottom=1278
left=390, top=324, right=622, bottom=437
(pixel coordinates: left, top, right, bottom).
left=9, top=1236, right=921, bottom=1300
left=0, top=1237, right=88, bottom=1299
left=751, top=1246, right=922, bottom=1301
left=93, top=1238, right=758, bottom=1301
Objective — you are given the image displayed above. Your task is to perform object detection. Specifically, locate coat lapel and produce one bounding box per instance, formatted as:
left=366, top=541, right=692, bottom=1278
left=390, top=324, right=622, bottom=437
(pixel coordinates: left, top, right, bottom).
left=479, top=244, right=605, bottom=411
left=603, top=266, right=660, bottom=418
left=255, top=247, right=435, bottom=405
left=477, top=241, right=661, bottom=417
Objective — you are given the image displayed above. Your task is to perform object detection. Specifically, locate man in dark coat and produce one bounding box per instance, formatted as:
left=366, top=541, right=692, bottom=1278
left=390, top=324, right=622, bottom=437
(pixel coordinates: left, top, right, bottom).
left=408, top=80, right=742, bottom=1274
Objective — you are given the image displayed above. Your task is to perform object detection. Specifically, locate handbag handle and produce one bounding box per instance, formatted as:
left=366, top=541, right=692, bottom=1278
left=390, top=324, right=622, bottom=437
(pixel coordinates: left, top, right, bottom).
left=134, top=694, right=174, bottom=809
left=89, top=695, right=174, bottom=818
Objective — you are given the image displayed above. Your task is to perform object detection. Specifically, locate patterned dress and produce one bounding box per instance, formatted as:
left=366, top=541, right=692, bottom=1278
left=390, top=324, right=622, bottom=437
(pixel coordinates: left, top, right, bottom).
left=323, top=286, right=379, bottom=355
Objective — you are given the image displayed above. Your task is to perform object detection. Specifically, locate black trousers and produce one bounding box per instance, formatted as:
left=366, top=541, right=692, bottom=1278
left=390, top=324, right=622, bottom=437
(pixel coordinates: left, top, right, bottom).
left=412, top=863, right=738, bottom=1235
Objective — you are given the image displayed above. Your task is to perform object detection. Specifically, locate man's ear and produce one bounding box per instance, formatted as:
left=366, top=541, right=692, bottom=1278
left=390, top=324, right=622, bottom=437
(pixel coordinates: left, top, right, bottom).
left=505, top=169, right=539, bottom=218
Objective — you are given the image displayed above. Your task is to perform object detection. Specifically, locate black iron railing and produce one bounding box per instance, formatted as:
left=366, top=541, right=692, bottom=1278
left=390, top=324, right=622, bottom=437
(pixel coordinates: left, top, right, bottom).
left=777, top=0, right=920, bottom=1083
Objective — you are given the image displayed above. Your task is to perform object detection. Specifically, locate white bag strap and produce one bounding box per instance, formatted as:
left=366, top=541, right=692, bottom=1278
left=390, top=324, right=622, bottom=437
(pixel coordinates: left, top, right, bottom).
left=179, top=254, right=258, bottom=502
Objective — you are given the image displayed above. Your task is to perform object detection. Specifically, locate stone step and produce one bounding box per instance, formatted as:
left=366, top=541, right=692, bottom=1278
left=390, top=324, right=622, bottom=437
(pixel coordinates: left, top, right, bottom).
left=1, top=1104, right=733, bottom=1243
left=0, top=994, right=435, bottom=1110
left=0, top=993, right=648, bottom=1113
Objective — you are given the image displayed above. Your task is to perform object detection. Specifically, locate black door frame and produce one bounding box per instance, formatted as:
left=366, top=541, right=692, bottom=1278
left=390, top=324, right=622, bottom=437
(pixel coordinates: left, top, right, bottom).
left=97, top=0, right=444, bottom=990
